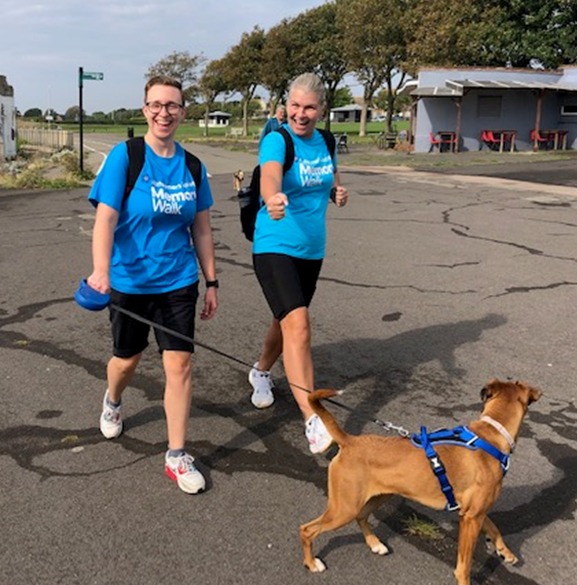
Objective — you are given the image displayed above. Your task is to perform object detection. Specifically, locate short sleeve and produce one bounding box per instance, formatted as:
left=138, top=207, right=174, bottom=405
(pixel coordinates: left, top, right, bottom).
left=259, top=131, right=286, bottom=166
left=87, top=142, right=128, bottom=210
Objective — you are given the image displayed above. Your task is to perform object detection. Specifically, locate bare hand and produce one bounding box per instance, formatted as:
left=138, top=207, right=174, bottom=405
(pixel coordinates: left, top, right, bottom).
left=333, top=185, right=348, bottom=208
left=87, top=271, right=110, bottom=294
left=266, top=192, right=289, bottom=220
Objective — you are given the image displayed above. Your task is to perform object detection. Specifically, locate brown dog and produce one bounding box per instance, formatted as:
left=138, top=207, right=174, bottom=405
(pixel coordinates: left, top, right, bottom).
left=300, top=379, right=541, bottom=585
left=233, top=169, right=245, bottom=191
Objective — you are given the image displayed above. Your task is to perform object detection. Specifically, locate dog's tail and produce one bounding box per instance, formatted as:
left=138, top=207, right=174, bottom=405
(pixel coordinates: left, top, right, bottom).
left=308, top=389, right=349, bottom=447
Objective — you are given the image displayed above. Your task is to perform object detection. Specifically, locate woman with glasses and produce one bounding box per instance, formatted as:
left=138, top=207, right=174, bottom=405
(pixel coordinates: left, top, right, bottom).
left=86, top=75, right=218, bottom=494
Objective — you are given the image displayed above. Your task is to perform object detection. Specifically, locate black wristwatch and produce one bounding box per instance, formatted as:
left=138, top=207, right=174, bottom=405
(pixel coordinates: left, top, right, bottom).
left=205, top=279, right=219, bottom=289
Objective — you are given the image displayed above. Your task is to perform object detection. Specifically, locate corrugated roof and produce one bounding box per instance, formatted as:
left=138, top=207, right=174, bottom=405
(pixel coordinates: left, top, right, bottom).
left=399, top=77, right=577, bottom=97
left=408, top=86, right=462, bottom=97
left=446, top=79, right=577, bottom=91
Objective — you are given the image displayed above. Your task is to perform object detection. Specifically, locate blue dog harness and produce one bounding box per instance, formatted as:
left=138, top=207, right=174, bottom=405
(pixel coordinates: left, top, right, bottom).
left=411, top=425, right=511, bottom=512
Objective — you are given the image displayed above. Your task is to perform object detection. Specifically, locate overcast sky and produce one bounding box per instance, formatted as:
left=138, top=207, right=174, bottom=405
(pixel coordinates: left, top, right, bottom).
left=1, top=0, right=330, bottom=115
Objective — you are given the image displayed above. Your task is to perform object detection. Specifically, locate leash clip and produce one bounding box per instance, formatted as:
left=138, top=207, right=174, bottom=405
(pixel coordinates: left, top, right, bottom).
left=376, top=419, right=411, bottom=438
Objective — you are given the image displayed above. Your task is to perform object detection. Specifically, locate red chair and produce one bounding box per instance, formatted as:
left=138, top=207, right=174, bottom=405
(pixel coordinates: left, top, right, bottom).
left=481, top=130, right=500, bottom=151
left=429, top=132, right=442, bottom=152
left=530, top=129, right=553, bottom=150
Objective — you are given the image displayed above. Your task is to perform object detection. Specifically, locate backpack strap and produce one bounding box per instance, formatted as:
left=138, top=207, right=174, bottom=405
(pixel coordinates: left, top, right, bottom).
left=123, top=138, right=203, bottom=208
left=317, top=128, right=337, bottom=163
left=276, top=126, right=336, bottom=171
left=183, top=149, right=203, bottom=191
left=277, top=126, right=295, bottom=173
left=124, top=137, right=145, bottom=206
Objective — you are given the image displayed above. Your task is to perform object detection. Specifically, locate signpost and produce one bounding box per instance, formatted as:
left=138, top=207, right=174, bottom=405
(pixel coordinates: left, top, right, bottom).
left=82, top=72, right=104, bottom=81
left=78, top=67, right=104, bottom=173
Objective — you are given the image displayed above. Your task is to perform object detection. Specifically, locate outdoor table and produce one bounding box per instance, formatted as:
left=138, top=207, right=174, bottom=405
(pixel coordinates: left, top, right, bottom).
left=494, top=130, right=516, bottom=153
left=543, top=129, right=568, bottom=150
left=481, top=130, right=516, bottom=153
left=437, top=131, right=457, bottom=152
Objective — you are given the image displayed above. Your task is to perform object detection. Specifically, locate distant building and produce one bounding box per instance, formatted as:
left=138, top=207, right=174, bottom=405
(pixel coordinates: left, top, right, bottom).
left=399, top=66, right=577, bottom=153
left=330, top=104, right=370, bottom=123
left=0, top=75, right=16, bottom=159
left=198, top=111, right=231, bottom=128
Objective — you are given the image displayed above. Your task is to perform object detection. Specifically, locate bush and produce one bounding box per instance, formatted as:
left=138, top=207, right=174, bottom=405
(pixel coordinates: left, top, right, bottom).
left=54, top=151, right=95, bottom=180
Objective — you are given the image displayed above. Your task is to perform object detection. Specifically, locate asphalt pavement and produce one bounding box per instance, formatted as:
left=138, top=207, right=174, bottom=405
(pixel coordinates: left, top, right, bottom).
left=1, top=140, right=576, bottom=585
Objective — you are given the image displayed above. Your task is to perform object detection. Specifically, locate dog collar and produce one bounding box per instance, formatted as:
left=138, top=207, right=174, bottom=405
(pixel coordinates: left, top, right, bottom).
left=480, top=415, right=516, bottom=451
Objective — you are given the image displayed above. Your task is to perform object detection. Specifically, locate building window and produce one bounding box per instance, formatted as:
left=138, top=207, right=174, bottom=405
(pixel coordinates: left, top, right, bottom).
left=561, top=104, right=577, bottom=116
left=477, top=96, right=502, bottom=118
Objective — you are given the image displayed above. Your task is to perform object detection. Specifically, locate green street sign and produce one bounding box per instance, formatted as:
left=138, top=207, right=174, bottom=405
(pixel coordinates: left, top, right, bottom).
left=83, top=71, right=104, bottom=81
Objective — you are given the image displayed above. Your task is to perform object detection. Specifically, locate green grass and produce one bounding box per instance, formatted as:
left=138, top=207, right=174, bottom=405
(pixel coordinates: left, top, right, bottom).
left=402, top=515, right=444, bottom=541
left=41, top=119, right=577, bottom=174
left=0, top=169, right=88, bottom=190
left=66, top=120, right=408, bottom=142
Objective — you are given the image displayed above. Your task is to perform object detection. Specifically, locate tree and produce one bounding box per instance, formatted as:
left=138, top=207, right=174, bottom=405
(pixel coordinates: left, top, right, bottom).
left=289, top=2, right=350, bottom=131
left=220, top=27, right=266, bottom=136
left=406, top=0, right=577, bottom=70
left=91, top=111, right=109, bottom=121
left=260, top=19, right=301, bottom=111
left=332, top=87, right=354, bottom=108
left=112, top=108, right=131, bottom=122
left=338, top=0, right=411, bottom=135
left=23, top=108, right=42, bottom=118
left=491, top=0, right=577, bottom=68
left=64, top=105, right=82, bottom=121
left=197, top=59, right=229, bottom=137
left=146, top=50, right=206, bottom=103
left=406, top=0, right=504, bottom=67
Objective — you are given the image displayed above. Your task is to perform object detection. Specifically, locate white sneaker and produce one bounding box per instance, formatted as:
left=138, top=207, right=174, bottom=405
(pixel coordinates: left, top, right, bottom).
left=305, top=414, right=333, bottom=454
left=164, top=452, right=206, bottom=494
left=99, top=390, right=123, bottom=439
left=249, top=362, right=275, bottom=409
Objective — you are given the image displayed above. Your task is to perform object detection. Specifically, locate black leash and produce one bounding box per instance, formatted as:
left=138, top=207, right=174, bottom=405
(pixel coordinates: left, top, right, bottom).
left=110, top=303, right=411, bottom=437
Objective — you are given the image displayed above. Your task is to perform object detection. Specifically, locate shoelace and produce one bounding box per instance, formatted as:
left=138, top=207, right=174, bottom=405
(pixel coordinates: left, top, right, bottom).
left=103, top=408, right=120, bottom=423
left=176, top=454, right=197, bottom=473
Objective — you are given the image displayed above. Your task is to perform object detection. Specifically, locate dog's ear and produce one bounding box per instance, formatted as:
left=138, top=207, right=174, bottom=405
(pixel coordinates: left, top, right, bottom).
left=514, top=380, right=542, bottom=405
left=481, top=378, right=500, bottom=402
left=528, top=386, right=542, bottom=404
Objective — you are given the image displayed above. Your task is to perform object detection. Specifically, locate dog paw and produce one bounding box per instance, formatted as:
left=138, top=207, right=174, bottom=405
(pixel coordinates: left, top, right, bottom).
left=311, top=558, right=327, bottom=572
left=498, top=550, right=519, bottom=565
left=485, top=537, right=496, bottom=555
left=371, top=542, right=390, bottom=556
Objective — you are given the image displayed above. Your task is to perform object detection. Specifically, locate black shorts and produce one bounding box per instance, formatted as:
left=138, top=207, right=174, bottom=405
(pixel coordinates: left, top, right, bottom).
left=253, top=253, right=322, bottom=320
left=109, top=283, right=199, bottom=358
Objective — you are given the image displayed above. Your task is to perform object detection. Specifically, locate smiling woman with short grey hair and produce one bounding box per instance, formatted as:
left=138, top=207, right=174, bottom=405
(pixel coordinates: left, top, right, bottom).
left=248, top=72, right=349, bottom=454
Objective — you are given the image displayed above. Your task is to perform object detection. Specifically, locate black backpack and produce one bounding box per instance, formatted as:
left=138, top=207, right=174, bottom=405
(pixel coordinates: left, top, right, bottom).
left=123, top=137, right=202, bottom=206
left=238, top=127, right=336, bottom=242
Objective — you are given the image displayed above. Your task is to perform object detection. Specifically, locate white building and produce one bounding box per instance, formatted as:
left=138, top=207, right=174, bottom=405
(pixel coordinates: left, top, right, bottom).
left=0, top=75, right=17, bottom=159
left=198, top=111, right=231, bottom=127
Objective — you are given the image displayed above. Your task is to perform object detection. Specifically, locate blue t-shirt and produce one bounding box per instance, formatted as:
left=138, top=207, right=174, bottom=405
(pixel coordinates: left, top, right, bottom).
left=254, top=125, right=336, bottom=259
left=259, top=118, right=281, bottom=145
left=88, top=141, right=213, bottom=294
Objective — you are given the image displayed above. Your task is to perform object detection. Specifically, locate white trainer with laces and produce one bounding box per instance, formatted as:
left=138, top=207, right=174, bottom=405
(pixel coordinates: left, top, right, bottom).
left=248, top=362, right=275, bottom=409
left=305, top=414, right=333, bottom=454
left=99, top=390, right=123, bottom=439
left=165, top=452, right=206, bottom=494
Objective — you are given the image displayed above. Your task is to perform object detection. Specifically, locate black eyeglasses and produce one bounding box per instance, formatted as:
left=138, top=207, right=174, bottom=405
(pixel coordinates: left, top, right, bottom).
left=145, top=102, right=184, bottom=115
